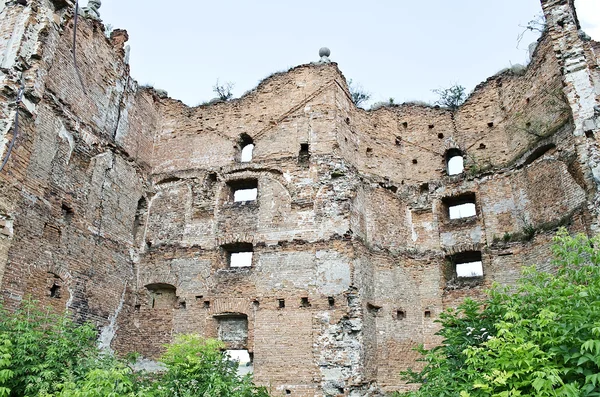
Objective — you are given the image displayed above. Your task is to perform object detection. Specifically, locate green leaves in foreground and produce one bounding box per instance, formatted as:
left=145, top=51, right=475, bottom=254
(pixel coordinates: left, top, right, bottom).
left=398, top=229, right=600, bottom=397
left=0, top=301, right=269, bottom=397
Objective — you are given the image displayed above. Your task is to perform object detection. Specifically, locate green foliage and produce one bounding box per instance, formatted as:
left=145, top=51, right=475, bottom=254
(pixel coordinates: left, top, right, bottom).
left=142, top=335, right=269, bottom=397
left=0, top=301, right=269, bottom=397
left=0, top=299, right=98, bottom=396
left=397, top=229, right=600, bottom=397
left=432, top=84, right=467, bottom=110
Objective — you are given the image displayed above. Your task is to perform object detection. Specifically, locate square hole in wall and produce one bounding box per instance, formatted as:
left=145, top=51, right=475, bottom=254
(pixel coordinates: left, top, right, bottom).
left=228, top=179, right=258, bottom=202
left=223, top=243, right=253, bottom=268
left=448, top=251, right=484, bottom=279
left=443, top=193, right=477, bottom=220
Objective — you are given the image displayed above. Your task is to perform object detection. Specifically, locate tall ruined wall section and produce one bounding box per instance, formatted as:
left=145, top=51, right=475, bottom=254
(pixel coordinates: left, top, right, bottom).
left=0, top=0, right=599, bottom=396
left=119, top=13, right=597, bottom=396
left=0, top=0, right=158, bottom=338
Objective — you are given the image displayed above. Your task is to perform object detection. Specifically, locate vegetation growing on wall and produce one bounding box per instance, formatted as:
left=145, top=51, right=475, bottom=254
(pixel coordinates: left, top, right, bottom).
left=396, top=229, right=600, bottom=397
left=0, top=302, right=269, bottom=397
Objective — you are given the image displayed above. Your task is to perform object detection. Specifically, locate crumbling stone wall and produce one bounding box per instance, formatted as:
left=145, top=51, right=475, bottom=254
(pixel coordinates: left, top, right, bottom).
left=0, top=0, right=599, bottom=396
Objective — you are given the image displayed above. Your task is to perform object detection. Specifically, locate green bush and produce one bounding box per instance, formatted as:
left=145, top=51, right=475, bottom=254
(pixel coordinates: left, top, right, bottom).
left=397, top=228, right=600, bottom=397
left=0, top=301, right=268, bottom=397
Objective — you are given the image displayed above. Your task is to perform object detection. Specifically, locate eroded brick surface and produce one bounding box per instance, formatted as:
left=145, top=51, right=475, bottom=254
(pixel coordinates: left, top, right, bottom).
left=0, top=0, right=599, bottom=396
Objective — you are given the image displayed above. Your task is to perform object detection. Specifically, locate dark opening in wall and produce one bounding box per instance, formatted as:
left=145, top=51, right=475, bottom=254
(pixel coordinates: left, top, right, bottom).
left=50, top=282, right=61, bottom=298
left=222, top=243, right=253, bottom=268
left=438, top=133, right=444, bottom=139
left=402, top=122, right=408, bottom=128
left=300, top=297, right=310, bottom=308
left=479, top=143, right=487, bottom=149
left=278, top=299, right=285, bottom=309
left=424, top=310, right=431, bottom=318
left=286, top=390, right=291, bottom=395
left=204, top=300, right=211, bottom=309
left=61, top=203, right=74, bottom=224
left=227, top=179, right=258, bottom=202
left=487, top=122, right=494, bottom=127
left=585, top=130, right=594, bottom=139
left=395, top=136, right=402, bottom=145
left=252, top=299, right=260, bottom=308
left=396, top=310, right=406, bottom=320
left=328, top=296, right=335, bottom=308
left=522, top=143, right=556, bottom=167
left=446, top=148, right=464, bottom=175
left=429, top=124, right=434, bottom=129
left=412, top=159, right=418, bottom=164
left=366, top=147, right=373, bottom=156
left=179, top=301, right=187, bottom=309
left=133, top=197, right=148, bottom=240
left=239, top=134, right=254, bottom=162
left=298, top=143, right=310, bottom=165
left=367, top=303, right=381, bottom=315
left=443, top=192, right=477, bottom=220
left=420, top=183, right=429, bottom=193
left=447, top=251, right=483, bottom=278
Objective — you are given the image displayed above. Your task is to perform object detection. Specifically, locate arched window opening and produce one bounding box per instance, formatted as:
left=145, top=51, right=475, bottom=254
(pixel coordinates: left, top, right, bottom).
left=446, top=149, right=464, bottom=175
left=239, top=134, right=254, bottom=163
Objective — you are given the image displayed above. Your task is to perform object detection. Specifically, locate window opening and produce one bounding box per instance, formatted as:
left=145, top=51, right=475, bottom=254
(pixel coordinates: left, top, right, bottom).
left=396, top=310, right=405, bottom=320
left=328, top=296, right=335, bottom=308
left=446, top=148, right=464, bottom=175
left=300, top=297, right=310, bottom=308
left=225, top=349, right=253, bottom=376
left=278, top=299, right=285, bottom=308
left=228, top=179, right=258, bottom=202
left=238, top=134, right=254, bottom=163
left=443, top=193, right=477, bottom=220
left=241, top=144, right=254, bottom=162
left=424, top=310, right=431, bottom=318
left=223, top=243, right=253, bottom=268
left=451, top=251, right=483, bottom=278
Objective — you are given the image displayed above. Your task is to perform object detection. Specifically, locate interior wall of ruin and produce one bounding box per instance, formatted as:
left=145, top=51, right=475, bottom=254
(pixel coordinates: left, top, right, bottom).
left=0, top=0, right=599, bottom=396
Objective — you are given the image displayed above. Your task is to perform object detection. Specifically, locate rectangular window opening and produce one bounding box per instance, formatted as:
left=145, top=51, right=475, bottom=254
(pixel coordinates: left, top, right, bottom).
left=224, top=243, right=253, bottom=268
left=443, top=193, right=477, bottom=220
left=278, top=298, right=285, bottom=309
left=226, top=349, right=253, bottom=376
left=228, top=179, right=258, bottom=202
left=300, top=297, right=310, bottom=308
left=451, top=251, right=484, bottom=278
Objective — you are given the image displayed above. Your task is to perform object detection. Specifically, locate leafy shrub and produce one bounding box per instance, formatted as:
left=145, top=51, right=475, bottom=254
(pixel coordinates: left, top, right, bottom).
left=432, top=84, right=467, bottom=110
left=397, top=229, right=600, bottom=396
left=0, top=301, right=269, bottom=397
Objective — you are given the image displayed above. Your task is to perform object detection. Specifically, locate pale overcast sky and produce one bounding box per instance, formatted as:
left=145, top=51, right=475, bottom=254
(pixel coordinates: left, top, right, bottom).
left=96, top=0, right=599, bottom=107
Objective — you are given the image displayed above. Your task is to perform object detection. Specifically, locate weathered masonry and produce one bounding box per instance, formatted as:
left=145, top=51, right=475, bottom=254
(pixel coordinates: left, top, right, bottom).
left=0, top=0, right=599, bottom=395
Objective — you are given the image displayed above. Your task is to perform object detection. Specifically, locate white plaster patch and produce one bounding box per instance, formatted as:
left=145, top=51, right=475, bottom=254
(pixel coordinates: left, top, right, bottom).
left=316, top=250, right=351, bottom=295
left=98, top=282, right=127, bottom=352
left=58, top=126, right=74, bottom=163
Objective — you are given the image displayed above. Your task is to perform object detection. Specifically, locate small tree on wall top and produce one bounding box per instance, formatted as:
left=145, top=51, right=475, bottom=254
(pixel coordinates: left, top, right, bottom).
left=432, top=84, right=467, bottom=110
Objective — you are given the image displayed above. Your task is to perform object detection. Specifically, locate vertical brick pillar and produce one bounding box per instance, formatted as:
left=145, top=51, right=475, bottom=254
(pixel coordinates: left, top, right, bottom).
left=540, top=0, right=600, bottom=233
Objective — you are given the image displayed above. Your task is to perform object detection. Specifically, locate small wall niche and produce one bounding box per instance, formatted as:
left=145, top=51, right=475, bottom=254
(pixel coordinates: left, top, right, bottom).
left=227, top=179, right=258, bottom=202
left=298, top=143, right=310, bottom=165
left=145, top=283, right=178, bottom=309
left=446, top=148, right=464, bottom=175
left=61, top=203, right=74, bottom=224
left=223, top=243, right=253, bottom=268
left=443, top=193, right=477, bottom=220
left=215, top=313, right=248, bottom=346
left=278, top=298, right=285, bottom=309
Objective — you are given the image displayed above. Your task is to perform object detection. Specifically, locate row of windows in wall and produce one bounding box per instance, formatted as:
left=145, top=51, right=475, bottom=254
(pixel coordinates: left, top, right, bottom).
left=239, top=133, right=467, bottom=178
left=226, top=244, right=483, bottom=278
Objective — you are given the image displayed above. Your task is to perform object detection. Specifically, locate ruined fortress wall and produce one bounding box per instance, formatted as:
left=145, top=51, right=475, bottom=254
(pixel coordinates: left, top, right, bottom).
left=0, top=0, right=158, bottom=334
left=1, top=0, right=599, bottom=396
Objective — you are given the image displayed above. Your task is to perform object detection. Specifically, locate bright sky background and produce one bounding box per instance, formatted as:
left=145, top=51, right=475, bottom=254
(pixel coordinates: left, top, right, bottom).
left=96, top=0, right=599, bottom=108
